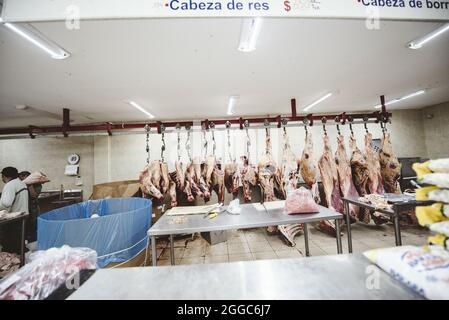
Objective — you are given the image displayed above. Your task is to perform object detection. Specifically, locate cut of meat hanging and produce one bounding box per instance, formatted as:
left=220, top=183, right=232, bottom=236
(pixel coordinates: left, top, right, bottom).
left=257, top=154, right=276, bottom=202
left=194, top=158, right=211, bottom=202
left=211, top=160, right=225, bottom=203
left=139, top=165, right=164, bottom=200
left=318, top=135, right=344, bottom=213
left=168, top=179, right=177, bottom=207
left=349, top=134, right=371, bottom=224
left=160, top=162, right=170, bottom=194
left=379, top=132, right=402, bottom=194
left=224, top=160, right=240, bottom=196
left=364, top=132, right=384, bottom=194
left=317, top=134, right=342, bottom=237
left=299, top=132, right=321, bottom=203
left=240, top=156, right=257, bottom=202
left=281, top=130, right=300, bottom=191
left=335, top=134, right=359, bottom=222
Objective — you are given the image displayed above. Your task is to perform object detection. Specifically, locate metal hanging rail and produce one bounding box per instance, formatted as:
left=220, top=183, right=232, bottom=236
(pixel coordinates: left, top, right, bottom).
left=0, top=96, right=391, bottom=138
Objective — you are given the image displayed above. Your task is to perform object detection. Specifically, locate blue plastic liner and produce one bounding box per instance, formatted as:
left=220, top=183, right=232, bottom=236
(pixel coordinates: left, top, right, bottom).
left=37, top=198, right=152, bottom=268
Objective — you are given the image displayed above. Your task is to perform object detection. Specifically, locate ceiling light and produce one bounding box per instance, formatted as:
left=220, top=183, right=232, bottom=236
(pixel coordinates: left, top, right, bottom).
left=238, top=18, right=263, bottom=52
left=374, top=90, right=425, bottom=109
left=302, top=93, right=333, bottom=112
left=227, top=96, right=239, bottom=115
left=408, top=23, right=449, bottom=49
left=1, top=22, right=70, bottom=59
left=128, top=101, right=155, bottom=119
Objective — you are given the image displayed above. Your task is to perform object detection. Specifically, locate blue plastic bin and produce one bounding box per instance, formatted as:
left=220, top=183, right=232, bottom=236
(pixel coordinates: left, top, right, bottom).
left=37, top=198, right=152, bottom=268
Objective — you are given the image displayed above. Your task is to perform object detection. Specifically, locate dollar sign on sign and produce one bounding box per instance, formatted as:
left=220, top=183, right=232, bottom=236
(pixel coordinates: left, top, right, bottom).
left=284, top=0, right=291, bottom=12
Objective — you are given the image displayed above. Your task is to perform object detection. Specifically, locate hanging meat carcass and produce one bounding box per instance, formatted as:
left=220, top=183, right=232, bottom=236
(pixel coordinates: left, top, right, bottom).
left=168, top=179, right=177, bottom=207
left=169, top=161, right=194, bottom=203
left=364, top=132, right=384, bottom=194
left=211, top=160, right=226, bottom=203
left=240, top=156, right=257, bottom=202
left=299, top=132, right=320, bottom=202
left=160, top=162, right=170, bottom=194
left=224, top=160, right=240, bottom=196
left=185, top=161, right=203, bottom=198
left=335, top=134, right=359, bottom=222
left=379, top=132, right=402, bottom=194
left=362, top=133, right=390, bottom=225
left=139, top=162, right=164, bottom=200
left=349, top=134, right=371, bottom=223
left=257, top=154, right=276, bottom=202
left=194, top=158, right=211, bottom=201
left=317, top=135, right=343, bottom=237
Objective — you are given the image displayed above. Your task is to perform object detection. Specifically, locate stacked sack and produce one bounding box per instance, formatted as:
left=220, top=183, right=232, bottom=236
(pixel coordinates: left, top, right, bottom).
left=413, top=158, right=449, bottom=248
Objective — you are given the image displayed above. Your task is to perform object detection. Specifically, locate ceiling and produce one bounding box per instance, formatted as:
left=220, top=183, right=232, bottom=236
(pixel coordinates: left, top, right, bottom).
left=0, top=18, right=448, bottom=128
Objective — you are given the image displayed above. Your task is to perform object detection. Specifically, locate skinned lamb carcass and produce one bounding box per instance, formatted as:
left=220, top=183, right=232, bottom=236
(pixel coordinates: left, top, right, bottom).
left=257, top=153, right=276, bottom=203
left=317, top=135, right=343, bottom=237
left=204, top=155, right=216, bottom=187
left=160, top=162, right=170, bottom=194
left=224, top=160, right=240, bottom=196
left=281, top=131, right=300, bottom=191
left=335, top=134, right=359, bottom=222
left=168, top=179, right=177, bottom=207
left=299, top=132, right=321, bottom=203
left=211, top=161, right=225, bottom=203
left=185, top=161, right=203, bottom=198
left=349, top=134, right=371, bottom=223
left=240, top=156, right=257, bottom=202
left=379, top=132, right=402, bottom=194
left=364, top=133, right=384, bottom=194
left=193, top=158, right=211, bottom=202
left=139, top=166, right=164, bottom=200
left=148, top=160, right=162, bottom=191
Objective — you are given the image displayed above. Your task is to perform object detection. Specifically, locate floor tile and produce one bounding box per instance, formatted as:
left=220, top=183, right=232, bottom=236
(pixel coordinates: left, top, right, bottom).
left=205, top=243, right=228, bottom=256
left=179, top=257, right=205, bottom=265
left=228, top=253, right=254, bottom=262
left=275, top=249, right=303, bottom=259
left=205, top=255, right=229, bottom=264
left=252, top=251, right=278, bottom=260
left=183, top=246, right=206, bottom=258
left=248, top=242, right=274, bottom=253
left=245, top=233, right=268, bottom=243
left=228, top=242, right=251, bottom=254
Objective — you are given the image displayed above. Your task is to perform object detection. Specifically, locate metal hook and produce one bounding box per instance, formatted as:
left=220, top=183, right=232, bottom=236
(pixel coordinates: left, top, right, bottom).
left=348, top=116, right=354, bottom=136
left=321, top=117, right=327, bottom=136
left=225, top=121, right=233, bottom=161
left=244, top=120, right=251, bottom=158
left=160, top=125, right=166, bottom=162
left=144, top=124, right=150, bottom=164
left=176, top=123, right=181, bottom=161
left=303, top=118, right=309, bottom=136
left=185, top=124, right=192, bottom=161
left=335, top=116, right=341, bottom=136
left=210, top=122, right=216, bottom=156
left=363, top=116, right=369, bottom=134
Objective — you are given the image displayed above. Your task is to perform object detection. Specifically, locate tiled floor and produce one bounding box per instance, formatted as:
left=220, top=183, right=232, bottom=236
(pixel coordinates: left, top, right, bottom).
left=151, top=223, right=430, bottom=266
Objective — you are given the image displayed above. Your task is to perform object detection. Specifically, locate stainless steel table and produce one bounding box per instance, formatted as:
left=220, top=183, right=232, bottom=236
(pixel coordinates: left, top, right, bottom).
left=0, top=213, right=28, bottom=267
left=67, top=254, right=423, bottom=300
left=147, top=203, right=343, bottom=266
left=342, top=196, right=433, bottom=253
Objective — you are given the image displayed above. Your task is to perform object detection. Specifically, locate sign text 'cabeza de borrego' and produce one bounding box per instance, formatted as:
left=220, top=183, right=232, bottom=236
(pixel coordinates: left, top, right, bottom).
left=1, top=0, right=449, bottom=22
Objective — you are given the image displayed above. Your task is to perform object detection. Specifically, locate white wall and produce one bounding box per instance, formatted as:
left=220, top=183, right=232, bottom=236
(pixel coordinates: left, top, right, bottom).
left=0, top=108, right=432, bottom=197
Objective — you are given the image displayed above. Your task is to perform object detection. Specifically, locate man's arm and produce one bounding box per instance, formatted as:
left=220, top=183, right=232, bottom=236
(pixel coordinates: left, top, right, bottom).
left=0, top=183, right=15, bottom=211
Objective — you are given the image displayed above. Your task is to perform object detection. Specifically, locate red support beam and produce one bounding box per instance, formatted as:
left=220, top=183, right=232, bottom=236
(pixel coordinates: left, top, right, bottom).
left=291, top=99, right=297, bottom=118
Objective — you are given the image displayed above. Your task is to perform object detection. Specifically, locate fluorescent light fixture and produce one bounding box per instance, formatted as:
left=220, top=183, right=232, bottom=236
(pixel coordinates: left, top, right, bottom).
left=227, top=96, right=239, bottom=115
left=128, top=101, right=155, bottom=119
left=408, top=23, right=449, bottom=49
left=302, top=93, right=333, bottom=112
left=238, top=18, right=263, bottom=52
left=1, top=22, right=70, bottom=59
left=374, top=90, right=426, bottom=109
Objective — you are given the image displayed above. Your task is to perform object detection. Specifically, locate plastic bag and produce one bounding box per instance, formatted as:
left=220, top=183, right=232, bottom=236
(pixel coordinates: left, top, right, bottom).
left=284, top=187, right=319, bottom=214
left=22, top=171, right=50, bottom=185
left=0, top=245, right=97, bottom=300
left=364, top=245, right=449, bottom=300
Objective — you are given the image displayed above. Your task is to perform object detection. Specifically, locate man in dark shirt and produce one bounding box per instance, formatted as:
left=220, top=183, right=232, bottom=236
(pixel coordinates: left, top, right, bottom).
left=18, top=171, right=42, bottom=243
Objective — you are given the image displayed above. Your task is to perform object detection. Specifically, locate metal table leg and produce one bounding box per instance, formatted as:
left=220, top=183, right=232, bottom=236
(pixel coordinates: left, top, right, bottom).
left=170, top=234, right=175, bottom=265
left=393, top=210, right=402, bottom=246
left=303, top=223, right=310, bottom=257
left=20, top=218, right=26, bottom=267
left=151, top=236, right=157, bottom=267
left=344, top=201, right=353, bottom=253
left=335, top=219, right=342, bottom=254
